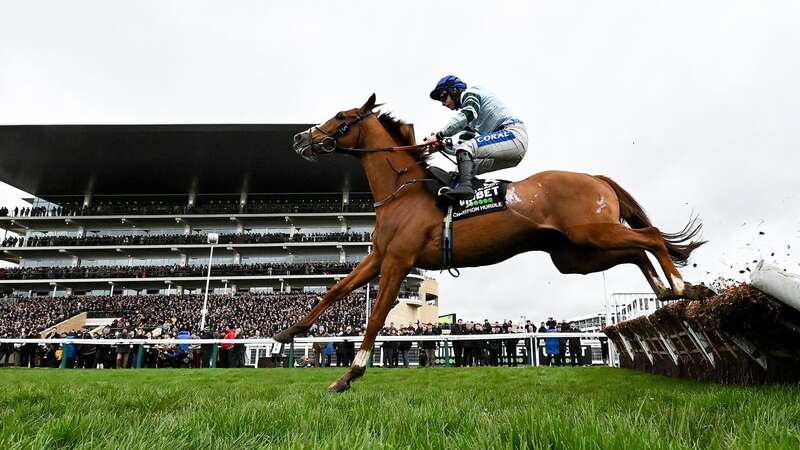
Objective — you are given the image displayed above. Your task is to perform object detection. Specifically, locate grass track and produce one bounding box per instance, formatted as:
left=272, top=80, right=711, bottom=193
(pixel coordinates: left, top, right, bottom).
left=1, top=367, right=799, bottom=449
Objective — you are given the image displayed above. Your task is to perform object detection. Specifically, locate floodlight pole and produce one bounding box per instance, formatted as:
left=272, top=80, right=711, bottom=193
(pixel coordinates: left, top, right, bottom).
left=366, top=283, right=371, bottom=316
left=365, top=246, right=372, bottom=322
left=602, top=272, right=615, bottom=367
left=200, top=233, right=219, bottom=331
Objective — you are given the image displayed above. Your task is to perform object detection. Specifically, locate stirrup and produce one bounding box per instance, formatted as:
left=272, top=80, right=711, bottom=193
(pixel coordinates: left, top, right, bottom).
left=440, top=184, right=475, bottom=201
left=437, top=186, right=452, bottom=197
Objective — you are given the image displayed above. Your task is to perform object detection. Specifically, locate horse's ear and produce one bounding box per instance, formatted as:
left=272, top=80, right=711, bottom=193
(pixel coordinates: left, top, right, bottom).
left=360, top=93, right=377, bottom=113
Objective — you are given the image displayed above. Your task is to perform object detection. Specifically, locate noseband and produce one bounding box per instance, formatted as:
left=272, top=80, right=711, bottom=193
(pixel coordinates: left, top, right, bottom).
left=311, top=111, right=373, bottom=153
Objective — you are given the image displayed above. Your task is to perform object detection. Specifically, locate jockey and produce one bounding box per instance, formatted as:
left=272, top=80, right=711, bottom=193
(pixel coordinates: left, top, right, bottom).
left=428, top=75, right=528, bottom=200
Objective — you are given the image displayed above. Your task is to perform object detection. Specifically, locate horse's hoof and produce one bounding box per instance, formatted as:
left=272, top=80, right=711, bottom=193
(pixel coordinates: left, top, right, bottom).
left=272, top=325, right=309, bottom=344
left=684, top=282, right=716, bottom=301
left=696, top=284, right=716, bottom=300
left=327, top=379, right=350, bottom=393
left=272, top=330, right=293, bottom=344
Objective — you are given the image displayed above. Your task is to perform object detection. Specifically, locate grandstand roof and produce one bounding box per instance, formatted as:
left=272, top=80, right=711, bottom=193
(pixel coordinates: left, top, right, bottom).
left=0, top=124, right=371, bottom=199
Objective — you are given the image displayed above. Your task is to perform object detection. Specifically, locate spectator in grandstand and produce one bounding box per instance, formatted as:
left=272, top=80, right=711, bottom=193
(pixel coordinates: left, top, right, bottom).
left=485, top=324, right=500, bottom=366
left=221, top=325, right=237, bottom=368
left=79, top=332, right=97, bottom=369
left=44, top=340, right=59, bottom=368
left=311, top=325, right=327, bottom=368
left=524, top=323, right=536, bottom=365
left=20, top=329, right=38, bottom=368
left=96, top=327, right=113, bottom=369
left=115, top=330, right=132, bottom=369
left=502, top=320, right=518, bottom=367
left=340, top=325, right=357, bottom=367
left=419, top=323, right=437, bottom=368
left=232, top=328, right=245, bottom=368
left=397, top=326, right=413, bottom=368
left=324, top=329, right=335, bottom=367
left=451, top=319, right=465, bottom=367
left=567, top=323, right=583, bottom=366
left=557, top=322, right=569, bottom=366
left=0, top=335, right=13, bottom=366
left=544, top=324, right=560, bottom=367
left=62, top=332, right=77, bottom=368
left=380, top=324, right=398, bottom=368
left=200, top=327, right=216, bottom=368
left=460, top=323, right=474, bottom=367
left=175, top=329, right=192, bottom=368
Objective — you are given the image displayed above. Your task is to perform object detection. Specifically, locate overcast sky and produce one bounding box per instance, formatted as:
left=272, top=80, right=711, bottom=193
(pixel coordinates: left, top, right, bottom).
left=1, top=1, right=798, bottom=323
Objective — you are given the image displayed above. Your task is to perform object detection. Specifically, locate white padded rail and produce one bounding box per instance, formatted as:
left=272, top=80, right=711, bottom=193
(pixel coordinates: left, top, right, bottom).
left=751, top=261, right=800, bottom=312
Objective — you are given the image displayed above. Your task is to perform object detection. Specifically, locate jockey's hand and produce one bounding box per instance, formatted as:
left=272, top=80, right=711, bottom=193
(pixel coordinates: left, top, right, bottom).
left=423, top=132, right=439, bottom=143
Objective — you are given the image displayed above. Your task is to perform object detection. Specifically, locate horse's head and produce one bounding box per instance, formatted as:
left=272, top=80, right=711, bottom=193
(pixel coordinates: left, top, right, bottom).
left=293, top=94, right=377, bottom=162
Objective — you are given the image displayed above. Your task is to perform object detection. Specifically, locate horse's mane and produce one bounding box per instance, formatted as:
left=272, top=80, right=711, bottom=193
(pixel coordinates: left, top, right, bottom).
left=376, top=112, right=428, bottom=161
left=377, top=113, right=411, bottom=144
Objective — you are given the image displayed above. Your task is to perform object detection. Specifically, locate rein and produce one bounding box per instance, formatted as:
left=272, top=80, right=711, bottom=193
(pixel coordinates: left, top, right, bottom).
left=305, top=111, right=449, bottom=208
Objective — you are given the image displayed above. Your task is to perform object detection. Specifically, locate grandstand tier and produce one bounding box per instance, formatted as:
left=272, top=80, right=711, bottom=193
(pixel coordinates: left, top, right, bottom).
left=0, top=124, right=439, bottom=331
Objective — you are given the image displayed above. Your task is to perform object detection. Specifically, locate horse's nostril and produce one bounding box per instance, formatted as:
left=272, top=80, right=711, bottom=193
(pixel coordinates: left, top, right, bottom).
left=293, top=134, right=302, bottom=142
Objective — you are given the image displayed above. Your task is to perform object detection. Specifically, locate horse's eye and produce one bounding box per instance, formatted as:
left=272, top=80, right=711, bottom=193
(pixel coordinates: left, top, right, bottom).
left=335, top=113, right=345, bottom=120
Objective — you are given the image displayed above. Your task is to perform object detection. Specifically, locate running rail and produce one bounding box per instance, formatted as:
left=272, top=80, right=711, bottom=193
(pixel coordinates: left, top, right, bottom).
left=0, top=332, right=607, bottom=345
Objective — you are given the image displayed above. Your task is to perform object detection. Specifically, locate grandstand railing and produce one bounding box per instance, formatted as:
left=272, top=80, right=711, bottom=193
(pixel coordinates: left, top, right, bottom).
left=1, top=201, right=377, bottom=217
left=0, top=332, right=612, bottom=369
left=0, top=267, right=426, bottom=282
left=2, top=232, right=374, bottom=249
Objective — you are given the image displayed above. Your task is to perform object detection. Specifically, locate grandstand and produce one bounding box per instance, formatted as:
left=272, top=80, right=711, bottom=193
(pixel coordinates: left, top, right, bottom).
left=567, top=293, right=666, bottom=332
left=0, top=124, right=439, bottom=336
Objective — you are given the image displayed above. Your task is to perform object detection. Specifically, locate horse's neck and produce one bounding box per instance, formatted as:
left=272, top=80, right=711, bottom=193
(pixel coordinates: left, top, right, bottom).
left=359, top=122, right=425, bottom=204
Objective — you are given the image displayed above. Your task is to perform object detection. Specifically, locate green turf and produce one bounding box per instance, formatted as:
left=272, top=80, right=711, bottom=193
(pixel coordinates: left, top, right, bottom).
left=0, top=367, right=798, bottom=449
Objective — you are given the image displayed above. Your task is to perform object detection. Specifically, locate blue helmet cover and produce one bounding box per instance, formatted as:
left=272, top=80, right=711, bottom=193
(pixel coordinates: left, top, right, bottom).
left=430, top=75, right=467, bottom=100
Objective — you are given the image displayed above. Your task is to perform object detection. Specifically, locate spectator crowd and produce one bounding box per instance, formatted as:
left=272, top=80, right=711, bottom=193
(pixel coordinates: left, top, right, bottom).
left=0, top=196, right=374, bottom=218
left=0, top=292, right=371, bottom=369
left=0, top=293, right=602, bottom=370
left=0, top=262, right=360, bottom=280
left=0, top=293, right=367, bottom=338
left=1, top=231, right=372, bottom=248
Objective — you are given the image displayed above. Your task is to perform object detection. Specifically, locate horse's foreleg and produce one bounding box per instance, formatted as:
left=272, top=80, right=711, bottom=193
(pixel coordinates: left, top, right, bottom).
left=273, top=252, right=381, bottom=343
left=328, top=259, right=410, bottom=393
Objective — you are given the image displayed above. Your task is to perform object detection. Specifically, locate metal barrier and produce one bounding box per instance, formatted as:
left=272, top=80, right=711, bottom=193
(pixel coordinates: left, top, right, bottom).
left=0, top=332, right=612, bottom=369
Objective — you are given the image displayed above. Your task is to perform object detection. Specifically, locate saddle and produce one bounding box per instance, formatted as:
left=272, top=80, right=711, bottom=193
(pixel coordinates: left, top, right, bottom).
left=423, top=165, right=510, bottom=276
left=423, top=166, right=510, bottom=218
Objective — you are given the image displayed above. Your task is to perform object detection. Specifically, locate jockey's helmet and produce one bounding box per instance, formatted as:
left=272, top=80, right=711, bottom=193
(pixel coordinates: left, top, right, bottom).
left=429, top=75, right=467, bottom=104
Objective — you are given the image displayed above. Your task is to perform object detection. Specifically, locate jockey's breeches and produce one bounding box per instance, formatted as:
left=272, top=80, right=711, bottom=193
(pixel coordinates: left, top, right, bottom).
left=454, top=123, right=528, bottom=175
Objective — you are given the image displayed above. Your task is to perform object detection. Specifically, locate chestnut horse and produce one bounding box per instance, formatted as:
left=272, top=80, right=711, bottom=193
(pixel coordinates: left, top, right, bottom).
left=278, top=94, right=713, bottom=392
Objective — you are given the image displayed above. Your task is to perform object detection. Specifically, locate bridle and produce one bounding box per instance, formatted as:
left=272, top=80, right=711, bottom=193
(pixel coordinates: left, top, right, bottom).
left=311, top=110, right=373, bottom=154
left=300, top=110, right=451, bottom=208
left=304, top=110, right=444, bottom=157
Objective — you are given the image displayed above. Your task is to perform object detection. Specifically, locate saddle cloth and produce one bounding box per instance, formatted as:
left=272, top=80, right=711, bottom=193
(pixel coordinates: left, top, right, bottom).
left=425, top=166, right=509, bottom=221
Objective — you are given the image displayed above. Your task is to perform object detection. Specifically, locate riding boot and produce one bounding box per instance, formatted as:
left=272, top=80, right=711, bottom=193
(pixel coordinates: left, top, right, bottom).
left=441, top=150, right=475, bottom=201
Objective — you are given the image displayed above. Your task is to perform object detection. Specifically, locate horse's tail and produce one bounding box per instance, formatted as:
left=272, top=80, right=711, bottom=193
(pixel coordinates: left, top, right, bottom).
left=594, top=175, right=706, bottom=267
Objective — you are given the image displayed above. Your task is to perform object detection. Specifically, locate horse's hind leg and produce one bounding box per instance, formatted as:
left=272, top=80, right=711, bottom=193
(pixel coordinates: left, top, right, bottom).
left=563, top=223, right=691, bottom=298
left=273, top=252, right=381, bottom=343
left=550, top=246, right=671, bottom=299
